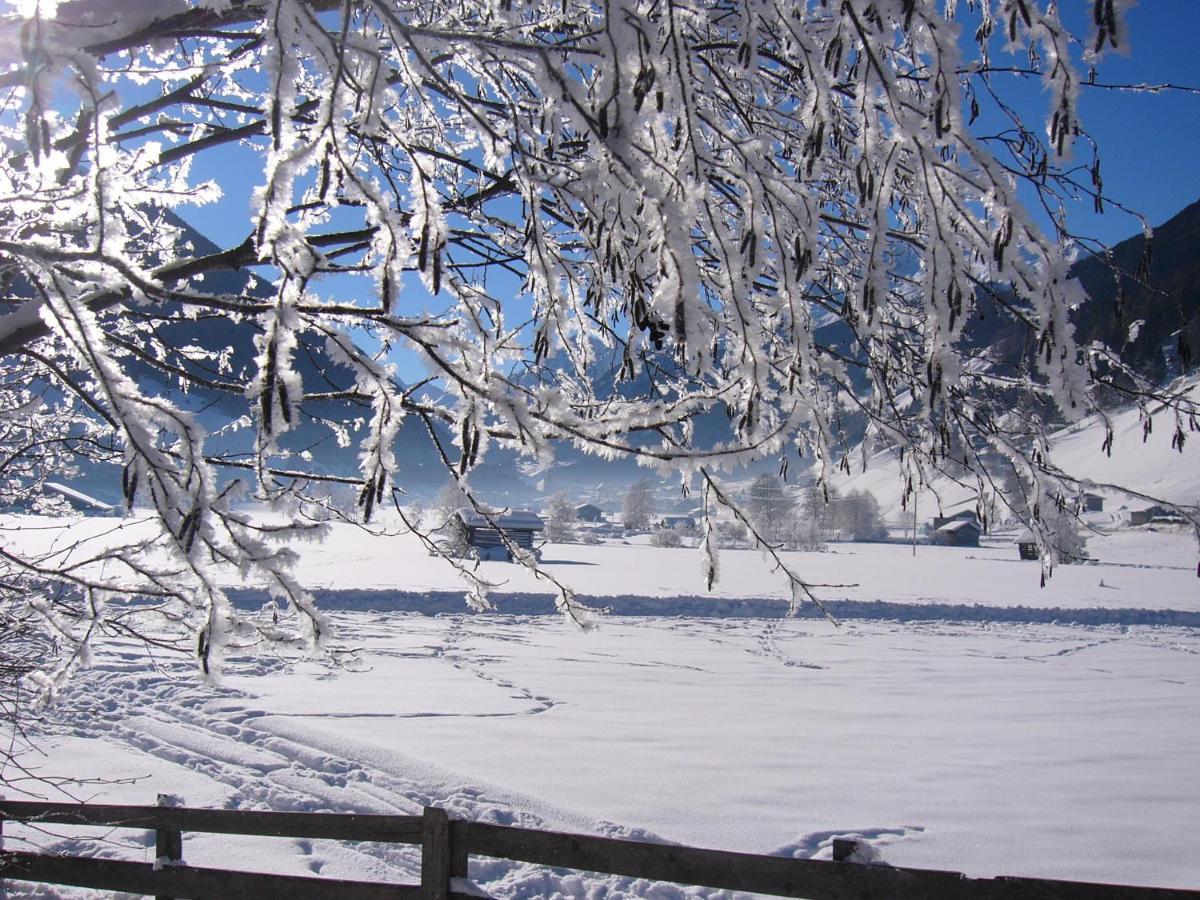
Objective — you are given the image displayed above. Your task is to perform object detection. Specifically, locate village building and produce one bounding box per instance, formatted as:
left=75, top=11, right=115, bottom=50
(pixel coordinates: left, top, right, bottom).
left=929, top=510, right=982, bottom=547
left=1015, top=530, right=1040, bottom=560
left=1128, top=505, right=1180, bottom=526
left=659, top=515, right=697, bottom=530
left=575, top=503, right=604, bottom=523
left=452, top=509, right=544, bottom=562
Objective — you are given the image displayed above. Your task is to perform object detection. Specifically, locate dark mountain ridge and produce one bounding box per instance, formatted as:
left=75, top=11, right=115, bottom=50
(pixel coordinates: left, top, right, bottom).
left=12, top=199, right=1197, bottom=509
left=1070, top=198, right=1200, bottom=382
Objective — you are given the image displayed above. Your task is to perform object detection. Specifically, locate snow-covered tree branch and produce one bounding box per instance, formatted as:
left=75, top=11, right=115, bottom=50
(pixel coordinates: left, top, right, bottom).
left=0, top=0, right=1196, bottom=701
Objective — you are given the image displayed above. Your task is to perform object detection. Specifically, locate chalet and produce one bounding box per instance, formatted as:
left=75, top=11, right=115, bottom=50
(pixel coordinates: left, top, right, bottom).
left=452, top=509, right=543, bottom=562
left=930, top=517, right=982, bottom=547
left=575, top=503, right=604, bottom=523
left=1083, top=493, right=1104, bottom=513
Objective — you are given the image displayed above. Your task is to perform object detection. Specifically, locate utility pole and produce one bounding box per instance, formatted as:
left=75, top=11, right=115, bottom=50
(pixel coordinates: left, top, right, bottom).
left=912, top=490, right=918, bottom=557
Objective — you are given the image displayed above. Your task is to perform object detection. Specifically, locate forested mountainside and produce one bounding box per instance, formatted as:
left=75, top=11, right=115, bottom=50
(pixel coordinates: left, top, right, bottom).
left=1070, top=199, right=1200, bottom=383
left=9, top=199, right=1199, bottom=509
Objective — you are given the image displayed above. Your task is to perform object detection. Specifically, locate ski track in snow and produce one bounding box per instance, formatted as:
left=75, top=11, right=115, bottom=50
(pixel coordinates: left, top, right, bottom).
left=10, top=608, right=1198, bottom=897
left=755, top=620, right=826, bottom=670
left=22, top=620, right=769, bottom=898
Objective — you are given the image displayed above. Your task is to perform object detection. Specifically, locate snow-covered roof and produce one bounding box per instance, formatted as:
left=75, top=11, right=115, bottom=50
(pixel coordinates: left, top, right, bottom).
left=936, top=519, right=980, bottom=533
left=454, top=508, right=543, bottom=529
left=43, top=482, right=115, bottom=512
left=942, top=510, right=979, bottom=522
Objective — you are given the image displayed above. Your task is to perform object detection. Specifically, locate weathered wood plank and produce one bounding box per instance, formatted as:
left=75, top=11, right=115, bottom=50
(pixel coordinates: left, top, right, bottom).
left=449, top=819, right=471, bottom=878
left=0, top=801, right=422, bottom=844
left=462, top=822, right=1200, bottom=900
left=155, top=793, right=184, bottom=900
left=961, top=876, right=1200, bottom=900
left=422, top=806, right=452, bottom=900
left=0, top=851, right=420, bottom=899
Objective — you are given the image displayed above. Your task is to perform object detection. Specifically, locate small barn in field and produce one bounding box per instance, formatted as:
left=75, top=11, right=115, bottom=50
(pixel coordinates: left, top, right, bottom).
left=1128, top=505, right=1181, bottom=526
left=1015, top=530, right=1039, bottom=560
left=930, top=509, right=979, bottom=532
left=929, top=511, right=982, bottom=547
left=575, top=503, right=604, bottom=523
left=453, top=509, right=543, bottom=562
left=659, top=515, right=696, bottom=530
left=931, top=518, right=982, bottom=547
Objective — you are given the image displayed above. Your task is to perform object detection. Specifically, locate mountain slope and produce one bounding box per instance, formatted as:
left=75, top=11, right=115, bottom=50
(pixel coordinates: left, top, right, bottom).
left=826, top=373, right=1200, bottom=521
left=1071, top=199, right=1200, bottom=382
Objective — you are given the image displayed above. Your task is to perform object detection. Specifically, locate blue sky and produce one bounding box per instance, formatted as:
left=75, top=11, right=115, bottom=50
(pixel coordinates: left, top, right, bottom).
left=1032, top=2, right=1200, bottom=244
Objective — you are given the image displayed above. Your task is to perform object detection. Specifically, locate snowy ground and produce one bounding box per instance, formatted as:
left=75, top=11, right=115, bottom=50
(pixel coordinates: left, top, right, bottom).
left=5, top=511, right=1198, bottom=613
left=2, top=521, right=1198, bottom=897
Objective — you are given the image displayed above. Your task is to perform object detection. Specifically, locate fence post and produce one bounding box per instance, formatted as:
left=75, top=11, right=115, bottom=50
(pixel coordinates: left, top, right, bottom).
left=154, top=793, right=183, bottom=900
left=449, top=818, right=469, bottom=883
left=1, top=794, right=7, bottom=900
left=832, top=838, right=860, bottom=862
left=422, top=806, right=451, bottom=900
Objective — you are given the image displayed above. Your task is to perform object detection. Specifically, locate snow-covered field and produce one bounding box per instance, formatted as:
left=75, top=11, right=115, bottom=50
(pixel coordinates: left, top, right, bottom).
left=3, top=516, right=1198, bottom=897
left=6, top=511, right=1198, bottom=613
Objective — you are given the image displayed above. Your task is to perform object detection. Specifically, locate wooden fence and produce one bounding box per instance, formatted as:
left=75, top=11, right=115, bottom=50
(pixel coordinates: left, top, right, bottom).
left=1, top=799, right=1198, bottom=899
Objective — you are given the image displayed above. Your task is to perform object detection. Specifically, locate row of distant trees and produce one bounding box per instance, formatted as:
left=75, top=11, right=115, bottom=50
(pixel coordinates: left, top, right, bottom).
left=407, top=475, right=889, bottom=549
left=407, top=473, right=1087, bottom=558
left=553, top=474, right=889, bottom=548
left=741, top=474, right=888, bottom=549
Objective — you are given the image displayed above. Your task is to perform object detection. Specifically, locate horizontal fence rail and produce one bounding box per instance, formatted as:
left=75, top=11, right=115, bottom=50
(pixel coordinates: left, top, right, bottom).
left=0, top=801, right=424, bottom=843
left=455, top=819, right=1200, bottom=900
left=3, top=799, right=1199, bottom=900
left=0, top=851, right=419, bottom=900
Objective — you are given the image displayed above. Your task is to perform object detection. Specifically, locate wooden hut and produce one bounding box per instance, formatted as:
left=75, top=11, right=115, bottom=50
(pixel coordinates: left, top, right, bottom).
left=453, top=509, right=544, bottom=562
left=930, top=518, right=982, bottom=547
left=1129, top=505, right=1171, bottom=526
left=575, top=503, right=604, bottom=523
left=43, top=481, right=117, bottom=516
left=659, top=515, right=696, bottom=529
left=1015, top=530, right=1039, bottom=560
left=930, top=509, right=979, bottom=531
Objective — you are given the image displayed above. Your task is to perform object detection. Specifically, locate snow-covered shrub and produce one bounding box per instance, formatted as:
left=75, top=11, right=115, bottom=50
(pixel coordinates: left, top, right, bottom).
left=836, top=491, right=889, bottom=543
left=623, top=481, right=657, bottom=533
left=650, top=528, right=684, bottom=548
left=544, top=492, right=579, bottom=543
left=716, top=520, right=749, bottom=547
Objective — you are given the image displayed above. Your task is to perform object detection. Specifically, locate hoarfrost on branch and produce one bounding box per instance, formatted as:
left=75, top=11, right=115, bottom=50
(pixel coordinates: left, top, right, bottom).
left=0, top=0, right=1195, bottom=693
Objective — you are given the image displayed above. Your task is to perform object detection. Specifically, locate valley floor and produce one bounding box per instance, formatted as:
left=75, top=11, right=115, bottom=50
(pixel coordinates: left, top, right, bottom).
left=2, top=524, right=1198, bottom=897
